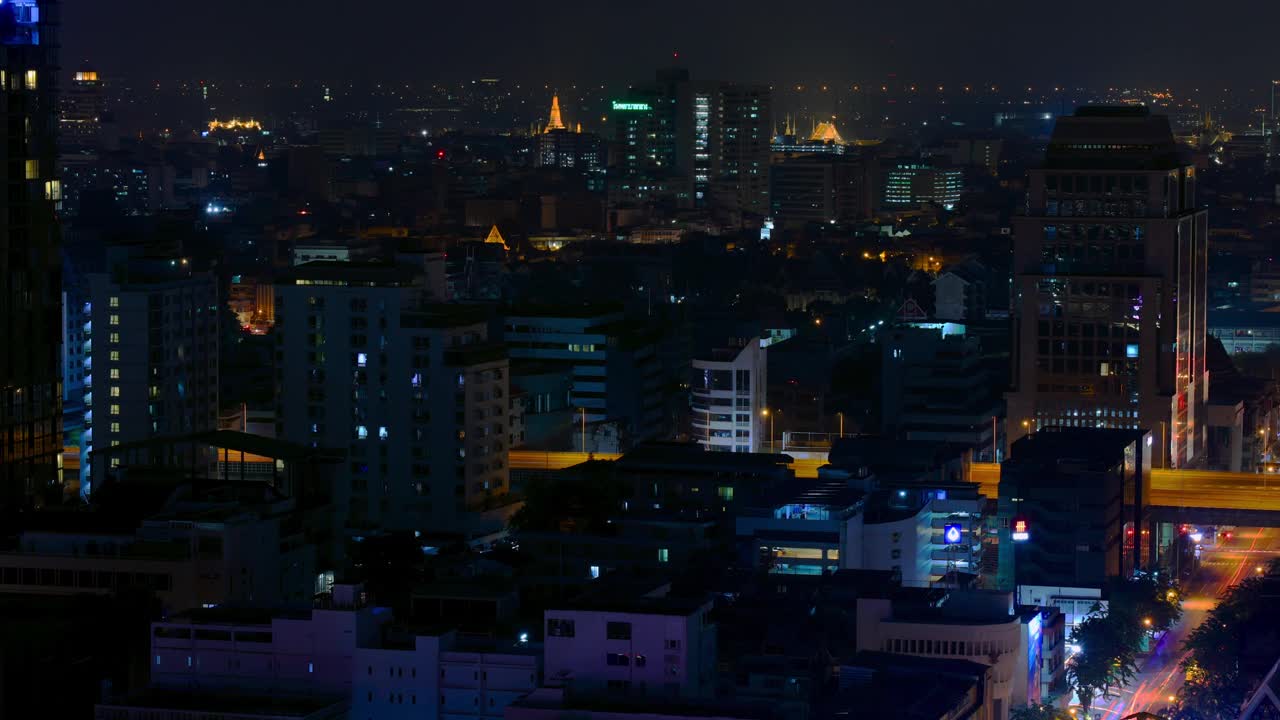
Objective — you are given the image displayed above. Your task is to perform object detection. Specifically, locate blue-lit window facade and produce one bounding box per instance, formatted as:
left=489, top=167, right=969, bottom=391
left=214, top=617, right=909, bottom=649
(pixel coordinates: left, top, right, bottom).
left=1, top=0, right=42, bottom=46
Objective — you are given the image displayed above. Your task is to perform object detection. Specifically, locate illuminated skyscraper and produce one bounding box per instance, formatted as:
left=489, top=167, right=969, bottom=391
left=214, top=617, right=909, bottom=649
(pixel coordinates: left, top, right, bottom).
left=1, top=0, right=62, bottom=507
left=1007, top=107, right=1208, bottom=468
left=611, top=68, right=772, bottom=219
left=59, top=63, right=104, bottom=149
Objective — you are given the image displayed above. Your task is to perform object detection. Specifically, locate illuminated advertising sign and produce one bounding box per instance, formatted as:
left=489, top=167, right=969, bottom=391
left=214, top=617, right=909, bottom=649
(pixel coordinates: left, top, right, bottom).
left=611, top=101, right=652, bottom=112
left=943, top=524, right=963, bottom=545
left=1027, top=613, right=1043, bottom=702
left=1012, top=518, right=1030, bottom=542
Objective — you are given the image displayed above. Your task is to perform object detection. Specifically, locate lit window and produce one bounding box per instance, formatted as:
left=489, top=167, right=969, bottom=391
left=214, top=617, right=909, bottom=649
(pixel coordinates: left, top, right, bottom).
left=24, top=159, right=38, bottom=180
left=111, top=458, right=120, bottom=468
left=411, top=373, right=422, bottom=388
left=109, top=314, right=119, bottom=326
left=658, top=548, right=669, bottom=563
left=109, top=369, right=119, bottom=379
left=357, top=352, right=367, bottom=368
left=24, top=70, right=36, bottom=90
left=110, top=351, right=120, bottom=361
left=109, top=332, right=120, bottom=344
left=109, top=296, right=119, bottom=308
left=378, top=426, right=389, bottom=440
left=356, top=425, right=368, bottom=440
left=110, top=422, right=120, bottom=433
left=109, top=386, right=120, bottom=397
left=590, top=565, right=600, bottom=579
left=44, top=180, right=61, bottom=201
left=109, top=404, right=120, bottom=415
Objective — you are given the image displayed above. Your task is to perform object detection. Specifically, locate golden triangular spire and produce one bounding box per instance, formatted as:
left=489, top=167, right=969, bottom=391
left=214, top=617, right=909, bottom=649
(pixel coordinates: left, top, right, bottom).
left=485, top=225, right=510, bottom=251
left=545, top=95, right=566, bottom=132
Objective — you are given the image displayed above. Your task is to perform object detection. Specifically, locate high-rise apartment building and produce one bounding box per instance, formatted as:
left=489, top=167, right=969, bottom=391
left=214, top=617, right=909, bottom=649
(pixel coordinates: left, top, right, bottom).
left=275, top=262, right=510, bottom=535
left=84, top=251, right=220, bottom=493
left=1, top=0, right=62, bottom=508
left=1007, top=107, right=1208, bottom=468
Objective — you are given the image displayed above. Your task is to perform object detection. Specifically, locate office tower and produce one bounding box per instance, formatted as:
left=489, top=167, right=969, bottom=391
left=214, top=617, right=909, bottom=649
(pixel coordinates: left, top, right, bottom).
left=59, top=64, right=103, bottom=150
left=611, top=69, right=772, bottom=219
left=691, top=338, right=767, bottom=453
left=711, top=83, right=771, bottom=219
left=1, top=0, right=62, bottom=508
left=84, top=250, right=220, bottom=493
left=1007, top=107, right=1208, bottom=468
left=275, top=263, right=509, bottom=534
left=769, top=154, right=876, bottom=227
left=881, top=159, right=963, bottom=209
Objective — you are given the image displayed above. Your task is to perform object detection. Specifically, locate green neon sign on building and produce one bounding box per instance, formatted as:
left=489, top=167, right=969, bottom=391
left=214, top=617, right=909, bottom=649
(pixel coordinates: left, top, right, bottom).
left=611, top=101, right=652, bottom=111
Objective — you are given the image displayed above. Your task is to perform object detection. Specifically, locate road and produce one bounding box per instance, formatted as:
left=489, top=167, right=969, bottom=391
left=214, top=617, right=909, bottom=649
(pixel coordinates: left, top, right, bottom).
left=1086, top=527, right=1280, bottom=718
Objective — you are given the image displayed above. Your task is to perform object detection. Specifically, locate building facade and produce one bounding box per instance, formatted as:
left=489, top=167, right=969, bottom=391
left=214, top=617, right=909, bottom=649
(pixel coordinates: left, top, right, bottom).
left=882, top=160, right=962, bottom=209
left=543, top=595, right=717, bottom=699
left=85, top=253, right=220, bottom=494
left=1, top=0, right=62, bottom=508
left=1007, top=107, right=1209, bottom=468
left=503, top=307, right=664, bottom=445
left=690, top=339, right=767, bottom=453
left=881, top=324, right=999, bottom=455
left=275, top=263, right=510, bottom=535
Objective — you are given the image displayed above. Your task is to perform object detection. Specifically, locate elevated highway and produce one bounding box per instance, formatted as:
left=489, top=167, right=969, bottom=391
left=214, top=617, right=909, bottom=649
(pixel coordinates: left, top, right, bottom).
left=510, top=452, right=1280, bottom=521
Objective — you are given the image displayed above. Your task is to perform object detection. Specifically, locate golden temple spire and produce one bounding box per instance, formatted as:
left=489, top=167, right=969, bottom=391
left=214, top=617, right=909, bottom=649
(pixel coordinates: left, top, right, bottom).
left=545, top=95, right=566, bottom=132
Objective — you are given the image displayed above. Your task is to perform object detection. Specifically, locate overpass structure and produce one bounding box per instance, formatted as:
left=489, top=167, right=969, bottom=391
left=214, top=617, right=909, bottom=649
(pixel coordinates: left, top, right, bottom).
left=511, top=451, right=1280, bottom=524
left=971, top=462, right=1280, bottom=525
left=510, top=450, right=829, bottom=479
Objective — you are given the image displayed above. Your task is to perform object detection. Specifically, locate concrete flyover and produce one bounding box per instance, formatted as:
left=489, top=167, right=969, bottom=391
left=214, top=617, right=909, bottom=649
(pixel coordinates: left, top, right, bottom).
left=970, top=463, right=1280, bottom=525
left=509, top=450, right=828, bottom=478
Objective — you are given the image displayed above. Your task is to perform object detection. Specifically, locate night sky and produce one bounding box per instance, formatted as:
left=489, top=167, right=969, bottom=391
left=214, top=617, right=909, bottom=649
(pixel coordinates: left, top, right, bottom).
left=66, top=0, right=1280, bottom=89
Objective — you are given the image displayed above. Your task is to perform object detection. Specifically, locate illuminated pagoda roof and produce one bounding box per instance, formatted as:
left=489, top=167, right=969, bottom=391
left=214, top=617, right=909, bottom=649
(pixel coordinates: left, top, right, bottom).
left=545, top=95, right=566, bottom=133
left=485, top=225, right=510, bottom=250
left=809, top=121, right=846, bottom=145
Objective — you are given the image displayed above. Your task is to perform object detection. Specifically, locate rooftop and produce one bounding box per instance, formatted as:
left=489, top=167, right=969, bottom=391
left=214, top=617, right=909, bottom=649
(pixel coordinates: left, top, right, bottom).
left=98, top=690, right=344, bottom=716
left=1045, top=106, right=1184, bottom=170
left=1005, top=427, right=1147, bottom=472
left=512, top=688, right=778, bottom=719
left=278, top=260, right=418, bottom=286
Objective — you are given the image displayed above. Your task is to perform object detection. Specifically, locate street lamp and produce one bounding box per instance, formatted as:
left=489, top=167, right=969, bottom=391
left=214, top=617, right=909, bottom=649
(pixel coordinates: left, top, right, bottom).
left=1143, top=617, right=1153, bottom=628
left=762, top=408, right=774, bottom=452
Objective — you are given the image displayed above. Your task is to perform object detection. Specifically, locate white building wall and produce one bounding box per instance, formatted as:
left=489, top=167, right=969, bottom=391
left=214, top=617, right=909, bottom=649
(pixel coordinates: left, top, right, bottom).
left=543, top=605, right=714, bottom=698
left=691, top=340, right=767, bottom=453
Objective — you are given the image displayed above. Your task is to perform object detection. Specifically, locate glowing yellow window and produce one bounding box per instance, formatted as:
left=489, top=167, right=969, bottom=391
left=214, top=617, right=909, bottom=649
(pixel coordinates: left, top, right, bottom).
left=24, top=70, right=36, bottom=90
left=24, top=159, right=38, bottom=180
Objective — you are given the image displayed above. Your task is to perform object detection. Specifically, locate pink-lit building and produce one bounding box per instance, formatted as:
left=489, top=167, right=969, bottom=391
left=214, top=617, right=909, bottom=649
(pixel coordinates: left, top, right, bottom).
left=543, top=587, right=716, bottom=699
